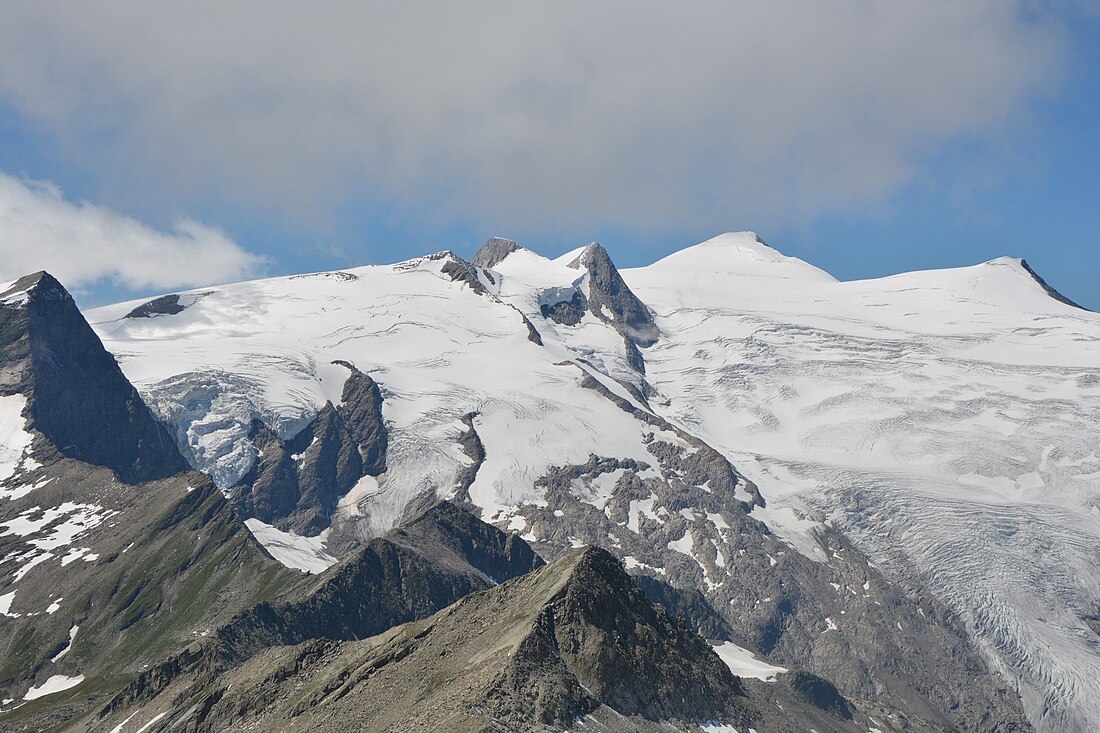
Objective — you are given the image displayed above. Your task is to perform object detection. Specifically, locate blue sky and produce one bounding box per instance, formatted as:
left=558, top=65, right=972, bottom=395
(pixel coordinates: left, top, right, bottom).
left=0, top=3, right=1097, bottom=309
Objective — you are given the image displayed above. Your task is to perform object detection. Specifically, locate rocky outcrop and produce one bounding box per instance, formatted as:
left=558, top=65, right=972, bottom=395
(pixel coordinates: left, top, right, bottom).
left=502, top=366, right=1031, bottom=733
left=0, top=271, right=188, bottom=483
left=231, top=363, right=386, bottom=535
left=500, top=547, right=747, bottom=726
left=123, top=294, right=185, bottom=318
left=471, top=236, right=522, bottom=268
left=439, top=253, right=487, bottom=293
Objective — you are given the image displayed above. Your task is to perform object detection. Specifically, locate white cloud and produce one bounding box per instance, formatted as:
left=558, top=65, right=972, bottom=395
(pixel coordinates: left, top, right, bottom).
left=0, top=173, right=264, bottom=291
left=0, top=2, right=1069, bottom=236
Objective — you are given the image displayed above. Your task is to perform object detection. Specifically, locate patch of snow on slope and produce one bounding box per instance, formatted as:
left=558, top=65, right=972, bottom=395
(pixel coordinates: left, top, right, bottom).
left=0, top=394, right=34, bottom=486
left=244, top=518, right=336, bottom=573
left=712, top=641, right=788, bottom=681
left=23, top=674, right=83, bottom=700
left=0, top=590, right=17, bottom=617
left=51, top=625, right=78, bottom=662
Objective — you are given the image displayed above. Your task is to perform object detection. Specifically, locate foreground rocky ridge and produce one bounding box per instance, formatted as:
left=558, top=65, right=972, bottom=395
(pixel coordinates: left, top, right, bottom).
left=87, top=547, right=908, bottom=733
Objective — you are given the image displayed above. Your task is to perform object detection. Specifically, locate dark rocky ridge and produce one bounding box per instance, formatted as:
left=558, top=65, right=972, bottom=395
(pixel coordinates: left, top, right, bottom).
left=0, top=271, right=188, bottom=483
left=231, top=363, right=387, bottom=535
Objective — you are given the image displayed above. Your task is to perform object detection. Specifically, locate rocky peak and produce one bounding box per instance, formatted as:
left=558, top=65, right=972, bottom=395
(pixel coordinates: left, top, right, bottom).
left=568, top=242, right=660, bottom=348
left=489, top=545, right=749, bottom=728
left=0, top=270, right=188, bottom=483
left=471, top=236, right=523, bottom=268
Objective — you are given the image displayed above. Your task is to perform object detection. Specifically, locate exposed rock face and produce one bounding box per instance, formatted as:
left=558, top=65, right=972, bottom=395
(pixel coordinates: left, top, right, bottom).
left=569, top=242, right=660, bottom=347
left=231, top=364, right=386, bottom=535
left=123, top=294, right=185, bottom=318
left=439, top=253, right=487, bottom=293
left=535, top=242, right=660, bottom=373
left=450, top=412, right=485, bottom=504
left=513, top=547, right=746, bottom=725
left=540, top=288, right=586, bottom=325
left=471, top=236, right=522, bottom=268
left=783, top=671, right=853, bottom=720
left=0, top=272, right=187, bottom=483
left=634, top=575, right=736, bottom=642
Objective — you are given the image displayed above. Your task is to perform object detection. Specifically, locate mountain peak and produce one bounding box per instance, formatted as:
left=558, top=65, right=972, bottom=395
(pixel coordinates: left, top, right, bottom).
left=0, top=270, right=67, bottom=305
left=638, top=231, right=837, bottom=283
left=0, top=270, right=188, bottom=483
left=566, top=241, right=611, bottom=271
left=471, top=236, right=523, bottom=269
left=559, top=242, right=660, bottom=349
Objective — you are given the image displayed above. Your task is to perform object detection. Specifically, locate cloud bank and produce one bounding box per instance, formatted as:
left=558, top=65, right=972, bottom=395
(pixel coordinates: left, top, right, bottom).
left=0, top=173, right=264, bottom=291
left=0, top=2, right=1067, bottom=237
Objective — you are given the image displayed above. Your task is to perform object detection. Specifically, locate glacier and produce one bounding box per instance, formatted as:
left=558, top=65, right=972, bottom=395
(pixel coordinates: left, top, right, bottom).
left=85, top=232, right=1100, bottom=732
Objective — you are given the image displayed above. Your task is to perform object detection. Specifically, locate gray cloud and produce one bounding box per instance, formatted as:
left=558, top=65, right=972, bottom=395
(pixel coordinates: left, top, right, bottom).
left=0, top=2, right=1066, bottom=236
left=0, top=173, right=264, bottom=290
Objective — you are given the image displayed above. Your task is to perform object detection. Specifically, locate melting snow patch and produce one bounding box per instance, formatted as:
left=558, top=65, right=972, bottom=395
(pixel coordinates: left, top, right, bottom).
left=627, top=496, right=661, bottom=533
left=45, top=598, right=61, bottom=614
left=244, top=518, right=337, bottom=573
left=623, top=555, right=666, bottom=575
left=336, top=474, right=379, bottom=517
left=23, top=674, right=83, bottom=700
left=0, top=590, right=17, bottom=617
left=0, top=502, right=116, bottom=552
left=712, top=641, right=788, bottom=682
left=749, top=503, right=827, bottom=562
left=0, top=394, right=34, bottom=486
left=51, top=625, right=78, bottom=662
left=667, top=530, right=694, bottom=556
left=13, top=552, right=53, bottom=582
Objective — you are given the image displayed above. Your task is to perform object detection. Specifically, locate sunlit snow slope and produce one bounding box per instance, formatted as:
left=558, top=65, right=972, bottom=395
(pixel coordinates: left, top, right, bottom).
left=621, top=233, right=1100, bottom=733
left=86, top=233, right=1100, bottom=732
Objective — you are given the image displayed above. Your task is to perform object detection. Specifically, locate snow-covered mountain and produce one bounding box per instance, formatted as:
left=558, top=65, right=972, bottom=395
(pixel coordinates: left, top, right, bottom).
left=79, top=232, right=1100, bottom=732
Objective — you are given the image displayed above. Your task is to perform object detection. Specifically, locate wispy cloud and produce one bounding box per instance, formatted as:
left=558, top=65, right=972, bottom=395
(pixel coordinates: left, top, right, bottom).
left=0, top=2, right=1068, bottom=237
left=0, top=173, right=264, bottom=291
